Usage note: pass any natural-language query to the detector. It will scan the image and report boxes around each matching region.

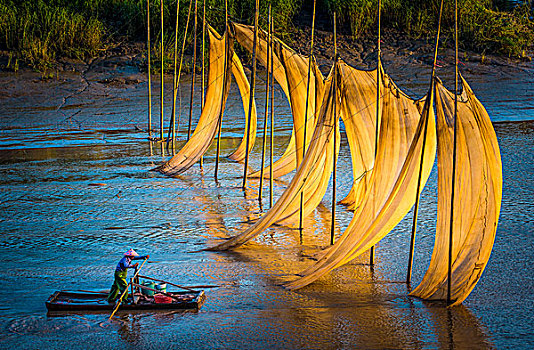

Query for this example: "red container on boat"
[154,293,173,304]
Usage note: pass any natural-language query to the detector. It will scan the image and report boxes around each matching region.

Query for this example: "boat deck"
[46,290,206,312]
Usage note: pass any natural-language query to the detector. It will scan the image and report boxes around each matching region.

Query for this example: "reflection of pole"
[147,0,152,137]
[269,19,275,208]
[330,12,337,246]
[298,0,317,234]
[214,0,228,180]
[447,0,459,306]
[407,0,444,285]
[370,0,382,266]
[242,0,259,189]
[187,0,198,140]
[259,5,272,202]
[170,0,180,150]
[160,0,164,141]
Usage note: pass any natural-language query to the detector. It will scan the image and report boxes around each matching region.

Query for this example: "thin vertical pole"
[214,0,228,180]
[370,0,382,266]
[242,0,259,189]
[170,0,180,150]
[173,0,194,138]
[269,19,275,208]
[147,0,152,137]
[259,5,272,202]
[298,0,317,233]
[160,0,164,141]
[407,0,444,285]
[200,0,206,169]
[187,0,198,140]
[130,278,134,303]
[201,0,206,110]
[447,0,459,306]
[330,12,337,246]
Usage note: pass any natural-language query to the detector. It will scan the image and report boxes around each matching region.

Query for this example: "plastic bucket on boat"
[141,281,155,296]
[155,283,167,293]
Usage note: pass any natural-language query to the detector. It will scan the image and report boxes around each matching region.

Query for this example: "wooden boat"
[46,289,206,312]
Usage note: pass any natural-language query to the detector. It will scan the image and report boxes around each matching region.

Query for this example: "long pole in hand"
[108,257,149,320]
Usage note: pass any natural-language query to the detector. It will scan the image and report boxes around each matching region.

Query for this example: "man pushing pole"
[107,249,149,305]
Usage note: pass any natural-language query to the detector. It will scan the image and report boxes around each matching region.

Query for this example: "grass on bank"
[0,0,532,71]
[0,0,301,71]
[0,1,106,70]
[326,0,534,58]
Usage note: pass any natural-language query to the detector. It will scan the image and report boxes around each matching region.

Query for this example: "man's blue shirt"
[115,255,146,272]
[115,256,133,272]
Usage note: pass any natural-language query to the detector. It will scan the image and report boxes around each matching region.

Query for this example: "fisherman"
[107,249,149,304]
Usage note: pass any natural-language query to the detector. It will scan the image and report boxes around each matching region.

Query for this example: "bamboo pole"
[447,0,459,306]
[147,0,152,137]
[298,0,317,233]
[259,5,272,202]
[200,0,206,169]
[170,0,180,150]
[330,12,337,246]
[187,0,198,141]
[214,0,228,180]
[269,18,275,208]
[370,0,382,266]
[407,0,444,285]
[173,0,194,138]
[242,0,260,189]
[108,257,149,320]
[130,278,134,303]
[134,266,140,294]
[159,0,164,141]
[201,0,206,110]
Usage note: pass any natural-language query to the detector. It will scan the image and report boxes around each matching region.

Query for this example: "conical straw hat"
[124,248,139,257]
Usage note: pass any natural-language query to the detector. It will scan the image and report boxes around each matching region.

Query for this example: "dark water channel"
[0,56,533,349]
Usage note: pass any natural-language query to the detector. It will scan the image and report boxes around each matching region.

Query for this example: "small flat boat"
[46,290,206,312]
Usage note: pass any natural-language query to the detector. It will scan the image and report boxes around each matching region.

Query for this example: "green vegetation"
[0,0,106,70]
[325,0,534,58]
[0,0,301,71]
[0,0,531,71]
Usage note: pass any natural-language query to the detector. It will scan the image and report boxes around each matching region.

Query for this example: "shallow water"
[0,57,533,349]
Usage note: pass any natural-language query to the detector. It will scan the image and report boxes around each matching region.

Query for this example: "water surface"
[0,58,533,349]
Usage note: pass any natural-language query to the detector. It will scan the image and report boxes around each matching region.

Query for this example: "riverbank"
[2,19,532,89]
[2,29,532,125]
[0,0,532,73]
